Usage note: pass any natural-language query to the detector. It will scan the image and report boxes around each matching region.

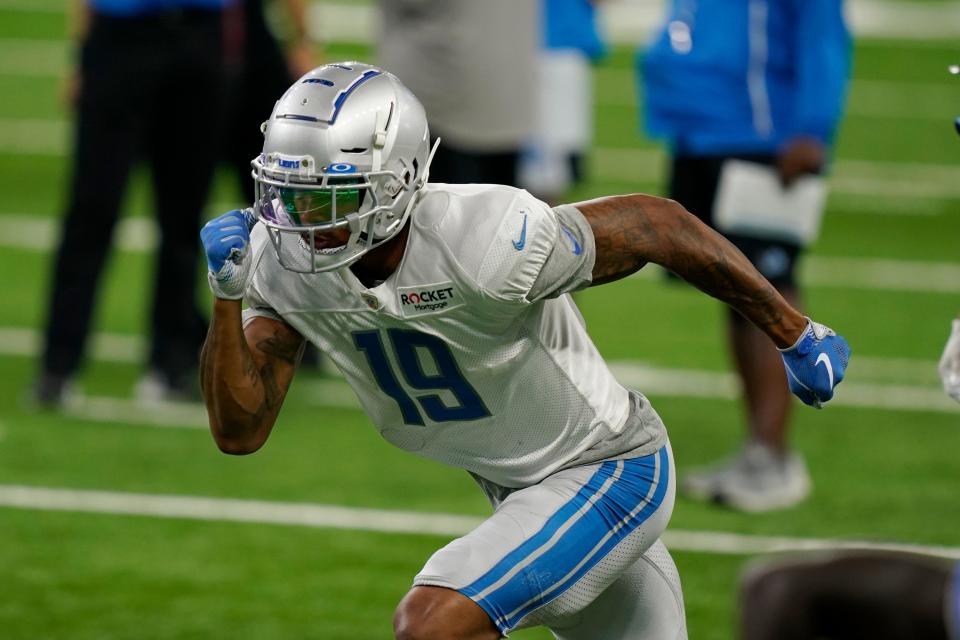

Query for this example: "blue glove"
[200,208,258,300]
[778,318,850,409]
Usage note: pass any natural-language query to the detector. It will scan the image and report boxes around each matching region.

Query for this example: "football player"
[199,63,850,639]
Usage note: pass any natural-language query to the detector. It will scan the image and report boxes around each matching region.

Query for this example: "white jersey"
[244,184,666,488]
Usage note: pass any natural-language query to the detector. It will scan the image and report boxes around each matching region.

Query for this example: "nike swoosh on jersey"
[815,352,834,389]
[512,214,528,250]
[561,225,582,256]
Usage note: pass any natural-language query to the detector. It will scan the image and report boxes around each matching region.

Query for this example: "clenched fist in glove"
[200,208,258,300]
[779,318,850,409]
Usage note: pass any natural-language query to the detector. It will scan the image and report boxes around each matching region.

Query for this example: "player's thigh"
[549,539,687,640]
[414,443,676,636]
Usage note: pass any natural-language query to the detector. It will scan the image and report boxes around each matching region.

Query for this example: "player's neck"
[349,223,410,288]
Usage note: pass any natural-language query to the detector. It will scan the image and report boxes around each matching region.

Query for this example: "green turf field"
[0,3,958,639]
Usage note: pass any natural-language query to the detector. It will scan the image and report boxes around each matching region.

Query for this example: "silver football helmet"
[252,62,435,273]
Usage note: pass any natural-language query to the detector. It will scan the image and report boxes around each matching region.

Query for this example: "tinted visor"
[276,183,365,227]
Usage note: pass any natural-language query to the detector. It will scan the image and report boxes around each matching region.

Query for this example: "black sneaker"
[31,373,75,410]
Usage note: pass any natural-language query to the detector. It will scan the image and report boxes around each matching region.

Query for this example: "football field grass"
[0,4,958,639]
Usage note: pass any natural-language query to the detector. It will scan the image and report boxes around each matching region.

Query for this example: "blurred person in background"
[34,0,231,406]
[639,0,852,511]
[376,0,537,187]
[519,0,607,205]
[220,0,319,204]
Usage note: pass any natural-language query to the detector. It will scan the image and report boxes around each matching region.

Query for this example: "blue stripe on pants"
[460,448,668,632]
[500,448,670,629]
[459,460,620,600]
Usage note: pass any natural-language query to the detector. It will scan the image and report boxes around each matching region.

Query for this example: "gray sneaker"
[680,451,748,502]
[682,443,811,512]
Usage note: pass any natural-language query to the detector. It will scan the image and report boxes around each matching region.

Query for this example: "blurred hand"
[939,318,960,403]
[287,40,321,79]
[60,68,82,111]
[777,136,825,188]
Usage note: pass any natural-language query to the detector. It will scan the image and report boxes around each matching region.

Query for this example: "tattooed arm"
[200,299,306,454]
[574,193,807,348]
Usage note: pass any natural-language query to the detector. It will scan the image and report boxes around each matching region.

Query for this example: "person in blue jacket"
[640,0,852,511]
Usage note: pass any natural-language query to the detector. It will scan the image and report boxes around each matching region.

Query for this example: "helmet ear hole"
[385,177,404,199]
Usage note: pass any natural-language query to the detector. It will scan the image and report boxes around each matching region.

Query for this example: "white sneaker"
[682,443,811,512]
[134,370,200,405]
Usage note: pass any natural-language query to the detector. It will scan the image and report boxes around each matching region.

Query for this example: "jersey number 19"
[353,329,491,425]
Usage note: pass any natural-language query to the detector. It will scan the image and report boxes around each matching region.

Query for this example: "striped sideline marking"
[1,484,958,560]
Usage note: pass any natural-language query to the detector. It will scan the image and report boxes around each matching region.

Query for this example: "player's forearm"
[200,299,275,454]
[582,194,806,348]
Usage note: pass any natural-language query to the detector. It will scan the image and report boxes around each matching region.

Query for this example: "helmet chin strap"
[419,138,441,188]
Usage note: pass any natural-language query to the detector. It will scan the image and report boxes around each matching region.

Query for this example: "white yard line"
[0,326,141,362]
[0,40,67,76]
[592,147,960,201]
[801,257,960,294]
[605,362,960,415]
[0,118,66,155]
[62,396,212,429]
[0,484,957,559]
[0,0,65,11]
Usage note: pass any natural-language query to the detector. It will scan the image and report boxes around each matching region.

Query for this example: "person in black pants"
[220,0,317,204]
[35,0,228,406]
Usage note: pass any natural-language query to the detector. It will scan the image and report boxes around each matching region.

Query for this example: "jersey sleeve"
[527,204,596,301]
[475,192,595,304]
